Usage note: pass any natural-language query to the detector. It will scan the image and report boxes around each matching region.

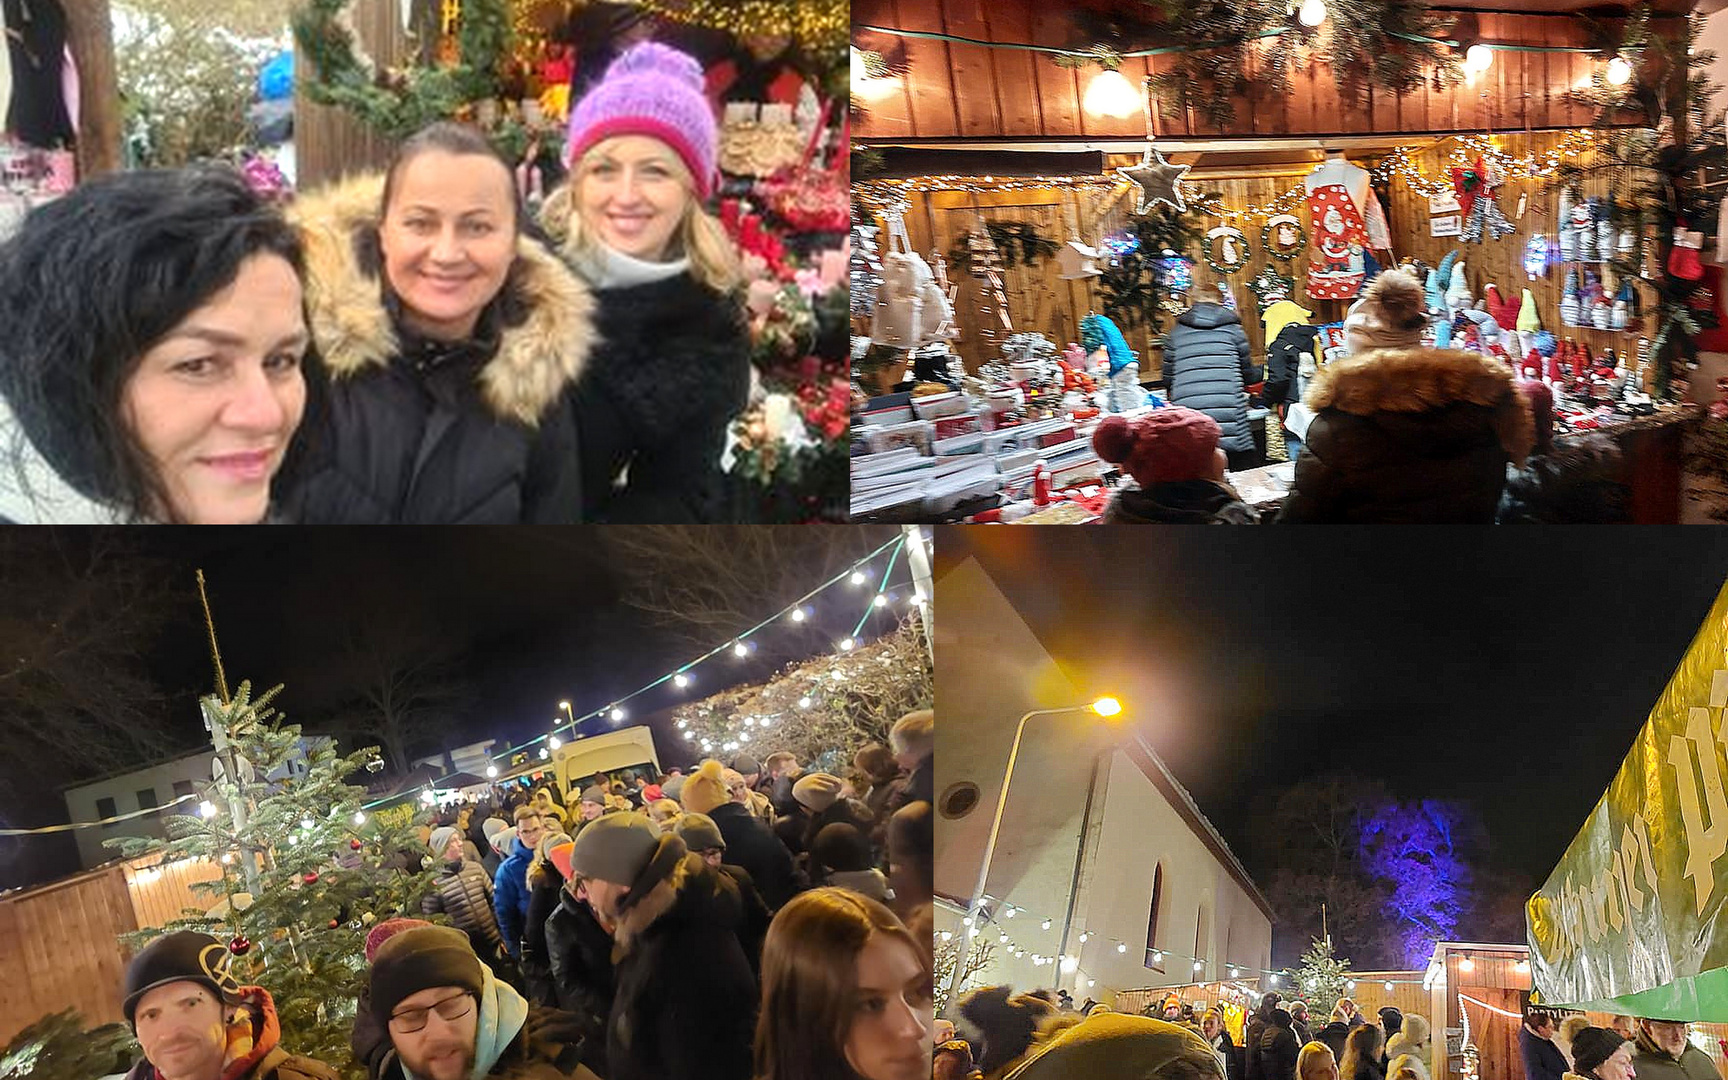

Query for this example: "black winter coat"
[1264,323,1321,408]
[1497,435,1629,523]
[280,175,595,524]
[1245,1015,1268,1080]
[543,885,615,1076]
[606,846,758,1080]
[1105,481,1260,524]
[1277,346,1535,523]
[1258,1018,1301,1080]
[1164,303,1260,453]
[1318,1022,1352,1064]
[422,858,506,960]
[717,861,773,974]
[1519,1025,1568,1080]
[707,801,800,910]
[570,273,750,522]
[522,864,566,1007]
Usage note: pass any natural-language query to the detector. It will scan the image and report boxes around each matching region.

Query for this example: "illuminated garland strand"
[1371,130,1601,197]
[854,24,1607,60]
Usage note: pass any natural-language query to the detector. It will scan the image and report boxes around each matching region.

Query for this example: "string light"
[790,607,807,623]
[199,801,217,819]
[1043,919,1053,930]
[840,637,856,651]
[1458,957,1475,972]
[674,674,690,688]
[1084,69,1142,119]
[610,707,626,722]
[734,641,749,658]
[549,736,562,750]
[1371,130,1598,199]
[873,594,888,608]
[849,571,866,585]
[539,748,550,760]
[354,811,366,825]
[1119,943,1128,953]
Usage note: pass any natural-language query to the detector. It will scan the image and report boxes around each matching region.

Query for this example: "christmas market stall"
[849,0,1725,522]
[294,0,851,519]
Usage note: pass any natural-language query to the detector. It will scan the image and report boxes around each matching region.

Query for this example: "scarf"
[570,242,690,291]
[398,962,529,1080]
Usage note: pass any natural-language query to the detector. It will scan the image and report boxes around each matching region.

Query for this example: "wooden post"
[61,0,121,177]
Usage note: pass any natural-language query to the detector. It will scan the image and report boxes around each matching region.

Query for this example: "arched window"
[1144,863,1165,970]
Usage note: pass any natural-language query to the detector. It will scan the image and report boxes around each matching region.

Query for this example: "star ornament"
[1119,147,1191,214]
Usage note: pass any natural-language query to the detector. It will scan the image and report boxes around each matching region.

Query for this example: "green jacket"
[1629,1045,1717,1080]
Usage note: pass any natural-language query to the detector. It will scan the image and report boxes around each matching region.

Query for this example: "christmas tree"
[113,681,436,1078]
[0,1009,136,1080]
[1287,936,1355,1010]
[1098,204,1204,335]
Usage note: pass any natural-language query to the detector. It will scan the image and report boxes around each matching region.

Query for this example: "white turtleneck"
[571,241,692,291]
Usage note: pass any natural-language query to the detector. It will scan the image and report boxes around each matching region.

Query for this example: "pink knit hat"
[365,918,432,963]
[564,42,719,199]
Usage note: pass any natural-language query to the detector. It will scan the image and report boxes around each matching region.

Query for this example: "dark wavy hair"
[0,165,305,520]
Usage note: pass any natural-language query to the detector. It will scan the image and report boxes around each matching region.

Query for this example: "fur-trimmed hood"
[289,173,597,426]
[1304,346,1535,461]
[609,844,742,960]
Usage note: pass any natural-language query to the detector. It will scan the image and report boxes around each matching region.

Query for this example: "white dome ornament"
[1118,146,1191,214]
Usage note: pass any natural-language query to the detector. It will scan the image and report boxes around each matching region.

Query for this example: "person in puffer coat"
[276,122,595,523]
[1277,269,1534,523]
[422,826,509,963]
[1163,301,1261,469]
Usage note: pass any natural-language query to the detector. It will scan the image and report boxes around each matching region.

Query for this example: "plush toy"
[1080,313,1136,374]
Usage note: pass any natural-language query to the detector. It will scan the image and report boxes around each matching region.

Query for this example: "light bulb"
[968,927,979,937]
[539,748,549,760]
[873,594,887,608]
[1466,44,1493,72]
[610,707,626,722]
[1119,943,1128,953]
[684,731,694,741]
[798,696,812,708]
[302,817,315,830]
[199,800,217,819]
[549,736,562,750]
[1458,957,1475,972]
[1080,932,1089,942]
[849,570,865,586]
[940,930,952,941]
[1154,950,1163,962]
[1042,919,1052,930]
[1229,966,1239,977]
[1385,981,1394,991]
[486,765,498,778]
[1298,0,1326,27]
[221,853,234,865]
[840,638,856,651]
[1088,979,1096,988]
[1347,979,1357,990]
[734,641,748,657]
[1061,956,1079,973]
[1082,68,1140,119]
[791,607,806,622]
[1000,933,1009,943]
[1194,961,1205,972]
[559,700,570,710]
[1607,56,1632,85]
[354,811,367,825]
[1092,697,1123,717]
[962,917,972,926]
[674,673,689,688]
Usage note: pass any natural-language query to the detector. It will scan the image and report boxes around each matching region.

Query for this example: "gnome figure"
[1445,259,1472,313]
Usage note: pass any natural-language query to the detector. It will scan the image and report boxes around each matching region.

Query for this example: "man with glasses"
[120,931,341,1080]
[1631,1018,1716,1080]
[494,806,543,961]
[368,923,598,1080]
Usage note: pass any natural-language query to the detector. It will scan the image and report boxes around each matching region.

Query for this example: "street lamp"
[946,698,1126,1003]
[558,700,576,737]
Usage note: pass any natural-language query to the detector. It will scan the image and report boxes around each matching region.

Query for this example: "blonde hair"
[541,137,741,293]
[1298,1042,1338,1080]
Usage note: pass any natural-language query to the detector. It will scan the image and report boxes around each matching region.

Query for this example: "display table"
[1229,403,1701,521]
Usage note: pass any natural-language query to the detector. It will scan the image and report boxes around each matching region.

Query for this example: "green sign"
[1528,579,1728,1020]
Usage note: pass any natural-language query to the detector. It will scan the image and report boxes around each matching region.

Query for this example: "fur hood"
[289,173,597,426]
[1304,346,1534,460]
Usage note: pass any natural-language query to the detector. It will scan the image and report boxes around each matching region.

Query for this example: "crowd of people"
[1092,270,1632,524]
[0,40,755,524]
[1521,1008,1719,1080]
[110,708,936,1080]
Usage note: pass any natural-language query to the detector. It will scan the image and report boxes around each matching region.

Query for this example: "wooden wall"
[854,0,1637,141]
[295,0,410,189]
[869,129,1647,384]
[0,854,227,1043]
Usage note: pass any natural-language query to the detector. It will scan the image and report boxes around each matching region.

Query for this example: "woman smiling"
[0,167,308,523]
[278,122,596,523]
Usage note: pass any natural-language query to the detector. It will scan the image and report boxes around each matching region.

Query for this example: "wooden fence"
[0,853,227,1043]
[294,0,412,189]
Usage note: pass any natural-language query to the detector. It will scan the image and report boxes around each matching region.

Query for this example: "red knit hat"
[1516,378,1553,454]
[365,917,432,963]
[1092,408,1222,486]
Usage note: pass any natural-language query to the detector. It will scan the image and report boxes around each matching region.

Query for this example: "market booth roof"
[1527,577,1728,1021]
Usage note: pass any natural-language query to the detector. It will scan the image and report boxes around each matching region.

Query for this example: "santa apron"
[1306,183,1368,301]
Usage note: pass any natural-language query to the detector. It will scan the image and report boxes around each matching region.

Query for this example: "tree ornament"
[1261,215,1306,261]
[303,871,320,884]
[1119,146,1191,214]
[1247,265,1296,311]
[1156,249,1194,295]
[350,838,363,850]
[1203,226,1250,274]
[229,934,251,956]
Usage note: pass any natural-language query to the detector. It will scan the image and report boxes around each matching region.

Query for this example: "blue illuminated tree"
[1358,799,1475,967]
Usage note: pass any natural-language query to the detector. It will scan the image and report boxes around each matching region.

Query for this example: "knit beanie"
[579,785,608,808]
[1517,378,1553,454]
[1344,270,1429,354]
[564,42,718,198]
[1571,1027,1632,1076]
[642,784,663,802]
[792,772,844,812]
[1092,408,1222,487]
[428,826,460,857]
[1003,1013,1214,1080]
[481,818,507,841]
[569,812,661,885]
[122,930,244,1025]
[489,825,517,855]
[365,918,433,963]
[675,812,726,853]
[681,760,730,815]
[662,774,687,802]
[731,754,760,777]
[368,925,483,1023]
[547,841,575,881]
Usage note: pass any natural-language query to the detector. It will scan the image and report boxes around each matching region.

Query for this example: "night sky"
[935,528,1728,895]
[0,526,908,889]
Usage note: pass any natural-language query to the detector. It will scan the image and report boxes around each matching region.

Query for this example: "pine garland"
[292,0,513,141]
[946,221,1059,271]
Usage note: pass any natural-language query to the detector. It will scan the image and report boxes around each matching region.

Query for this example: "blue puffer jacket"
[1163,302,1259,453]
[493,837,534,957]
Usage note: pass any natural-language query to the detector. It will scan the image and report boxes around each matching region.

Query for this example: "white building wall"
[934,557,1272,1005]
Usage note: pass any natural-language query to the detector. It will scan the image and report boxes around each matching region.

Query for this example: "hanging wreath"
[1204,226,1250,275]
[292,0,513,141]
[1262,214,1307,261]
